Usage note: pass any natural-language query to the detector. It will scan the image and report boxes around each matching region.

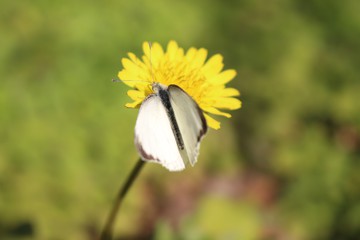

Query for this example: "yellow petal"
[204,114,221,130]
[134,83,153,96]
[208,69,237,85]
[201,106,231,118]
[121,58,146,77]
[142,42,163,66]
[119,41,241,127]
[189,48,208,68]
[167,40,180,61]
[125,100,142,108]
[212,97,242,110]
[151,42,165,66]
[219,88,240,97]
[167,40,178,51]
[176,48,184,60]
[201,54,224,78]
[185,47,197,61]
[119,69,150,88]
[128,52,142,66]
[127,89,145,100]
[206,87,240,98]
[118,70,139,87]
[142,41,152,58]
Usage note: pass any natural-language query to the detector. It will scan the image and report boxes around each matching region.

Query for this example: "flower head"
[118,41,241,129]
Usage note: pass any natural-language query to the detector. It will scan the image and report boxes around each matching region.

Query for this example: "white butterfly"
[134,83,207,171]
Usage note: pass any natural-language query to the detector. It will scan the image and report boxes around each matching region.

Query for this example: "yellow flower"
[118,40,241,130]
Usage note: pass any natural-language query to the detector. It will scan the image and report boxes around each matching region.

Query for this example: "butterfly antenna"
[148,41,155,83]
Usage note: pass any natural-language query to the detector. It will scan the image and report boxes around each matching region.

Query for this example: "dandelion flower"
[118,40,241,129]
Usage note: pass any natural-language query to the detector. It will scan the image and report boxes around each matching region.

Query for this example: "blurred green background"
[1,0,360,239]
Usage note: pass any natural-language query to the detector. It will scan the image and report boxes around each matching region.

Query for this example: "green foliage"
[1,0,359,239]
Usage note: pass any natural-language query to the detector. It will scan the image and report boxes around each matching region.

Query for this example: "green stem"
[99,158,145,240]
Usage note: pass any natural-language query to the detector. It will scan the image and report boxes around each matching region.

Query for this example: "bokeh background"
[1,0,360,239]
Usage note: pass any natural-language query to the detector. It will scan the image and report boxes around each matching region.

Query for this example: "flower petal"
[207,87,240,97]
[204,114,221,130]
[122,58,143,73]
[212,97,242,110]
[220,88,240,97]
[151,42,165,65]
[142,42,165,68]
[125,99,142,108]
[128,52,138,62]
[118,41,241,129]
[118,70,140,87]
[167,40,181,61]
[127,53,146,69]
[208,69,237,85]
[143,41,151,58]
[188,48,207,69]
[185,47,197,61]
[202,54,224,78]
[201,106,231,118]
[127,89,145,100]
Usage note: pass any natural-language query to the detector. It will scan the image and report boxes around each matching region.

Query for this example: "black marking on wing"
[158,88,185,150]
[195,104,207,141]
[168,85,207,141]
[135,133,160,162]
[134,94,160,162]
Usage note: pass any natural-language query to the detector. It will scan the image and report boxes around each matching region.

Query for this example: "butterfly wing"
[135,94,186,171]
[168,85,207,166]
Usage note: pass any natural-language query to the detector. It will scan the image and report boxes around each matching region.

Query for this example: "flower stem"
[99,158,145,240]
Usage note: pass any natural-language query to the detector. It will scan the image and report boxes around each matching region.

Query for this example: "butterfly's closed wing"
[168,85,207,166]
[135,95,186,171]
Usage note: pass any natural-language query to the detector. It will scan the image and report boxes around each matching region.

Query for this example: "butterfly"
[134,82,207,171]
